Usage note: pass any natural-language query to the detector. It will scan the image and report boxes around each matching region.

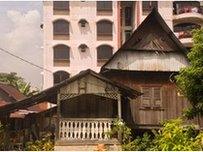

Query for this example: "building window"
[125,6,133,26]
[97,1,112,12]
[142,1,158,15]
[54,45,70,60]
[53,1,69,11]
[53,45,70,66]
[53,20,69,35]
[97,20,113,40]
[141,87,162,108]
[97,45,113,61]
[53,71,70,85]
[53,20,69,40]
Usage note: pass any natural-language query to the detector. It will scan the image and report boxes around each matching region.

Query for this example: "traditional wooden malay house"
[101,8,203,130]
[0,69,141,150]
[1,8,202,151]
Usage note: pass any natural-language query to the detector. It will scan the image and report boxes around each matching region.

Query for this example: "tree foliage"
[0,123,11,150]
[109,118,203,151]
[176,28,203,119]
[107,118,132,145]
[151,118,203,151]
[0,72,39,96]
[25,133,54,151]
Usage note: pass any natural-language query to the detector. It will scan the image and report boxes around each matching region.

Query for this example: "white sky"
[0,1,43,89]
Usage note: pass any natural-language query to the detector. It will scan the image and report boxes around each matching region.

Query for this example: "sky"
[0,1,43,89]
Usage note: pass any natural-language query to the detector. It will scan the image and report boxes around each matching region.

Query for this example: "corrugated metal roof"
[0,83,50,118]
[0,83,26,101]
[10,102,53,119]
[0,100,7,107]
[0,69,142,115]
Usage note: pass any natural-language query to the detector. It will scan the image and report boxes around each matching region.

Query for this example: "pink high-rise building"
[43,1,203,89]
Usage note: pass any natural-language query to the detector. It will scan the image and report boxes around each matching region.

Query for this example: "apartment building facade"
[43,1,203,89]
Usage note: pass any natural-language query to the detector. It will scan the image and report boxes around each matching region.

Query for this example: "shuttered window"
[141,87,151,107]
[153,87,162,107]
[53,71,70,85]
[97,1,112,12]
[53,20,69,35]
[53,1,69,11]
[142,1,158,15]
[97,45,113,60]
[141,86,162,107]
[53,45,70,60]
[97,20,113,36]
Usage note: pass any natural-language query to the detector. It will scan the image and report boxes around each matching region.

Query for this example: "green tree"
[109,118,203,151]
[25,133,54,151]
[176,28,203,119]
[0,72,39,96]
[151,118,203,151]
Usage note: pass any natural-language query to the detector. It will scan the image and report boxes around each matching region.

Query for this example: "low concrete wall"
[54,139,121,151]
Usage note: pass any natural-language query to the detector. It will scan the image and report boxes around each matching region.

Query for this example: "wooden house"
[101,9,202,130]
[0,82,55,150]
[0,69,141,150]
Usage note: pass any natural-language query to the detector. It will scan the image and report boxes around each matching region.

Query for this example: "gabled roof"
[0,69,141,115]
[101,8,188,72]
[54,69,141,97]
[0,82,50,118]
[0,82,26,101]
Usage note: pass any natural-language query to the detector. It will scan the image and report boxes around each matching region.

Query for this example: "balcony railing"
[59,118,113,140]
[174,6,203,15]
[178,30,192,39]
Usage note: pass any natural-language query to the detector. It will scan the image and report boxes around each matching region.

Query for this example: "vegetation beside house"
[110,118,203,151]
[176,28,203,119]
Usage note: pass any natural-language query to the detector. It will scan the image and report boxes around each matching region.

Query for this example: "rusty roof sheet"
[10,102,51,119]
[0,100,8,107]
[0,83,50,118]
[0,83,26,101]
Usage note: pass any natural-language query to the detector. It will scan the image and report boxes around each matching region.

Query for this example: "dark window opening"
[53,1,69,11]
[125,7,133,26]
[97,20,113,36]
[54,45,70,60]
[53,20,69,35]
[97,1,112,12]
[53,71,70,85]
[97,45,113,60]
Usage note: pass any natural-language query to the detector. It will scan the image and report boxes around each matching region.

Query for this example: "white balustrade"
[59,118,113,140]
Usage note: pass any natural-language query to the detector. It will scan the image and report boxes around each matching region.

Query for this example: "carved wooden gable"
[101,9,188,72]
[132,33,172,51]
[126,18,180,52]
[59,72,119,95]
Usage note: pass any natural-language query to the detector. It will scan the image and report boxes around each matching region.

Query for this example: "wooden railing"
[59,118,113,140]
